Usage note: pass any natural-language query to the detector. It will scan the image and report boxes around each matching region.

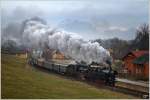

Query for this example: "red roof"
[122,50,149,60]
[132,51,149,57]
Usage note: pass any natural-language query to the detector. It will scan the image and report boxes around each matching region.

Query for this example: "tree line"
[1,24,149,59]
[94,24,149,59]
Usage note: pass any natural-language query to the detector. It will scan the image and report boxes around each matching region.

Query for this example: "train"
[28,50,118,86]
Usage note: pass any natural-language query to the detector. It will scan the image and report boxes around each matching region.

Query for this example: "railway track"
[115,85,149,99]
[115,79,149,99]
[84,80,149,99]
[84,78,149,99]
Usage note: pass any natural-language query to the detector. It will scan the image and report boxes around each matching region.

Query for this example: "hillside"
[1,54,136,99]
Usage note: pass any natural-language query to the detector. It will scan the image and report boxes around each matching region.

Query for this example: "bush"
[112,60,123,71]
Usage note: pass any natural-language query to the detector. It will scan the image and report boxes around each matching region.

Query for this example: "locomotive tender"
[28,50,117,86]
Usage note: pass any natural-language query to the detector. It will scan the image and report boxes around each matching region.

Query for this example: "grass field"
[1,54,136,99]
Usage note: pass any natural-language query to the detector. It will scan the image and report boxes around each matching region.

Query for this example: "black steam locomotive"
[28,51,118,87]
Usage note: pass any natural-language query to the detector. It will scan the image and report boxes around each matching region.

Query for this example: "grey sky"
[1,0,149,40]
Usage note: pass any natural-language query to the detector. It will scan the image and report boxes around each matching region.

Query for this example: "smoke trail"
[23,19,112,64]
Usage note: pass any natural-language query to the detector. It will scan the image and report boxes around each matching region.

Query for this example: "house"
[42,49,66,60]
[122,50,149,78]
[133,53,149,78]
[52,50,65,60]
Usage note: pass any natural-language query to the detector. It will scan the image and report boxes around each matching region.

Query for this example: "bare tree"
[134,24,149,50]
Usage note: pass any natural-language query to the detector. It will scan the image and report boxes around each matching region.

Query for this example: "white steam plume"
[23,19,112,64]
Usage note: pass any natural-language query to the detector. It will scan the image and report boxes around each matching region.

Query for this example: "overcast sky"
[1,0,149,40]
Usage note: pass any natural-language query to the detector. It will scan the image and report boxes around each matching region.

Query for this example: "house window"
[136,65,143,74]
[128,70,131,74]
[136,68,139,74]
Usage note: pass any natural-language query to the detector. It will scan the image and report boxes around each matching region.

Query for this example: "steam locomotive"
[28,50,118,87]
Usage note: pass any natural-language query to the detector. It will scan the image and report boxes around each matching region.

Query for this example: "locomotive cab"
[85,60,118,86]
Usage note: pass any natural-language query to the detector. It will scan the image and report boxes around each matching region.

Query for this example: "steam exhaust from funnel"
[22,19,112,64]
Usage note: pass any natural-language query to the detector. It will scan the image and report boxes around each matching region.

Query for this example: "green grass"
[1,54,136,99]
